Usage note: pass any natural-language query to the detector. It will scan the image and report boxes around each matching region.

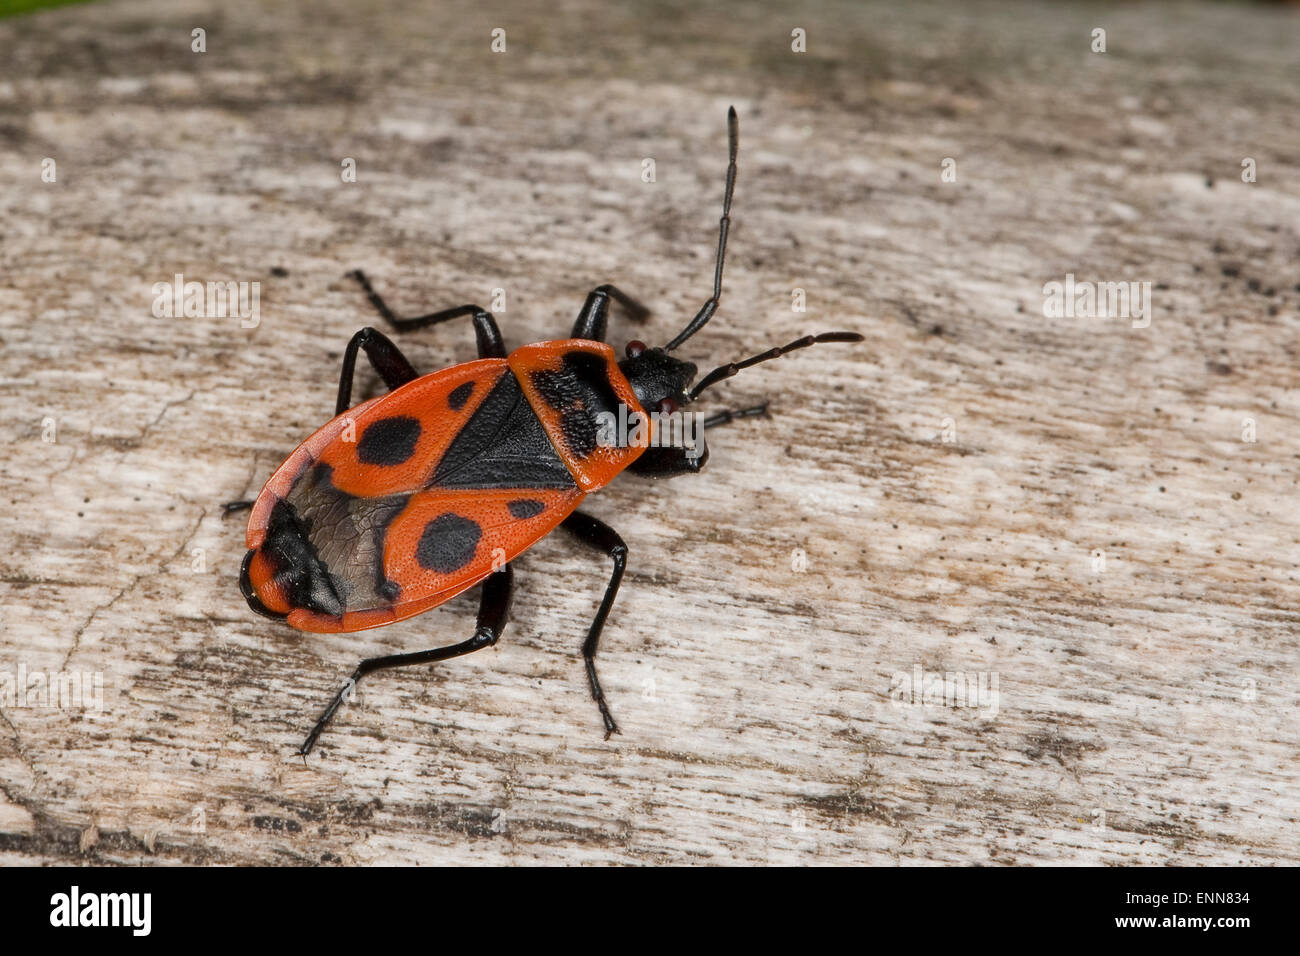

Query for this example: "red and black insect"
[229,108,862,755]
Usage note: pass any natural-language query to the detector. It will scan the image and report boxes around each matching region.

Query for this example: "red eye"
[657,397,677,415]
[625,340,647,358]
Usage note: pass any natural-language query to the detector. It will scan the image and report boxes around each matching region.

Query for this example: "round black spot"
[507,498,545,520]
[448,381,475,411]
[415,513,481,573]
[357,416,421,466]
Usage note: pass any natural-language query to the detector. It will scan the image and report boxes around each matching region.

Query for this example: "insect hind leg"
[335,326,420,414]
[297,564,514,756]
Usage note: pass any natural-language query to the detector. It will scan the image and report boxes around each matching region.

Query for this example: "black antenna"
[687,332,863,401]
[664,106,739,352]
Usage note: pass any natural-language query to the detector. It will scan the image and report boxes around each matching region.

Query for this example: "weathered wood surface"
[0,0,1297,865]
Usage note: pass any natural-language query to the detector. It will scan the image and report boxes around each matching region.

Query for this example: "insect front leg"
[559,511,628,739]
[346,269,506,358]
[570,284,651,341]
[627,405,766,477]
[627,445,708,477]
[297,564,514,756]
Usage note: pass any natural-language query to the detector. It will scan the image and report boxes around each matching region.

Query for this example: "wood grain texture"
[0,0,1297,865]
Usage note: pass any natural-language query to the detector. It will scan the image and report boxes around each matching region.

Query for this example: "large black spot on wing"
[529,352,622,459]
[447,381,474,411]
[415,513,482,573]
[358,416,421,466]
[507,498,545,519]
[431,372,576,489]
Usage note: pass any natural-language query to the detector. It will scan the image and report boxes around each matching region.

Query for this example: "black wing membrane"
[431,371,577,490]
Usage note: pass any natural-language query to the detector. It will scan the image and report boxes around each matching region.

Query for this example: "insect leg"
[335,326,420,415]
[346,269,506,358]
[571,284,651,341]
[559,511,627,739]
[627,445,708,477]
[298,564,514,756]
[627,404,765,477]
[222,500,254,517]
